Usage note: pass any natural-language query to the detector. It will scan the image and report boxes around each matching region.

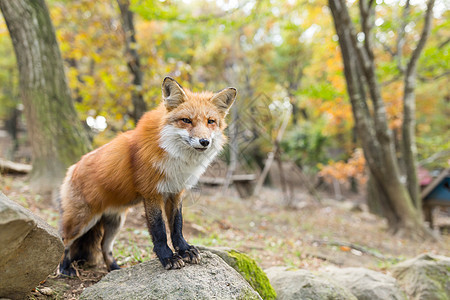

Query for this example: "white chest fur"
[156,125,223,194]
[155,153,215,193]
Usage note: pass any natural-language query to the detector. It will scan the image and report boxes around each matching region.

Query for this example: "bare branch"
[379,40,396,57]
[381,75,402,86]
[438,37,450,49]
[332,0,372,75]
[405,0,435,78]
[396,0,411,73]
[359,0,375,60]
[418,70,450,82]
[419,150,450,166]
[401,0,435,208]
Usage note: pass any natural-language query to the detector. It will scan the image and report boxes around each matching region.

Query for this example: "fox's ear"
[210,87,237,115]
[162,77,186,110]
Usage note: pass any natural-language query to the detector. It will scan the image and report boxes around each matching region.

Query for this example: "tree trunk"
[367,171,400,229]
[4,107,19,158]
[117,0,147,124]
[401,0,435,211]
[328,0,434,239]
[402,80,421,210]
[0,0,91,192]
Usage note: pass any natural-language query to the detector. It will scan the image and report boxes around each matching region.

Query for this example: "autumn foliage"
[318,148,367,187]
[0,0,448,185]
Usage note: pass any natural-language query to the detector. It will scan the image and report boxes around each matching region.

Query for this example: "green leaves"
[130,0,181,22]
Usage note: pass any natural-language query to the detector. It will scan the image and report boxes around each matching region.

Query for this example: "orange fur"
[59,78,236,261]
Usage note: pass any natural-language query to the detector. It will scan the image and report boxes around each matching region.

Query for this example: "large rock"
[80,250,262,300]
[0,192,64,299]
[323,266,406,300]
[198,246,276,300]
[265,266,357,300]
[391,253,450,300]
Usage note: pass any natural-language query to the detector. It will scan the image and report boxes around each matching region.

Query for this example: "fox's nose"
[199,138,210,147]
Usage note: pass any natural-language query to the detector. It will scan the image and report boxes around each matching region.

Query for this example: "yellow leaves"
[416,84,440,116]
[115,113,124,121]
[417,123,431,134]
[48,0,145,131]
[71,48,84,61]
[77,32,89,42]
[58,38,71,54]
[319,148,367,186]
[82,75,95,87]
[129,42,139,51]
[91,52,102,63]
[0,18,8,37]
[136,21,162,47]
[328,74,345,91]
[66,67,80,90]
[382,81,403,130]
[186,47,196,57]
[311,97,353,136]
[325,57,337,70]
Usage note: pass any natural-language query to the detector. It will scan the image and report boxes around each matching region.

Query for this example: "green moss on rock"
[198,246,276,300]
[227,250,277,300]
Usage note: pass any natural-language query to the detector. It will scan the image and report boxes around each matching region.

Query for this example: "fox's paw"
[59,265,77,277]
[178,245,201,264]
[108,261,121,271]
[162,254,185,270]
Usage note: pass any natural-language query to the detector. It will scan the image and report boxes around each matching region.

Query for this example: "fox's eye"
[208,119,215,124]
[181,118,192,124]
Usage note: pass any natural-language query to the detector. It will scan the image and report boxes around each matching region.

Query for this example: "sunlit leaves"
[318,148,367,186]
[1,0,446,172]
[382,81,403,130]
[0,18,18,118]
[51,0,145,135]
[130,0,181,22]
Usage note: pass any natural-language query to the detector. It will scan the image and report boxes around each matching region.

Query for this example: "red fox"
[59,77,236,275]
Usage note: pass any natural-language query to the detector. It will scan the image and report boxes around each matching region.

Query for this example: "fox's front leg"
[143,196,184,270]
[165,194,201,264]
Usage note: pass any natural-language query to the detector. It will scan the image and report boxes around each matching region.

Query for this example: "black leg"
[60,248,76,276]
[144,199,184,270]
[167,201,201,264]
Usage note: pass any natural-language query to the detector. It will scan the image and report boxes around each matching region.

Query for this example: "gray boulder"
[198,246,276,300]
[0,192,64,299]
[323,266,406,300]
[265,266,357,300]
[80,250,262,300]
[391,253,450,300]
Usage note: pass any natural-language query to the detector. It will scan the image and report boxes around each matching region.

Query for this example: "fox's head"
[160,77,236,158]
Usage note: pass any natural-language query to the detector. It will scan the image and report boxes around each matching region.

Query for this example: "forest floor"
[2,174,449,299]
